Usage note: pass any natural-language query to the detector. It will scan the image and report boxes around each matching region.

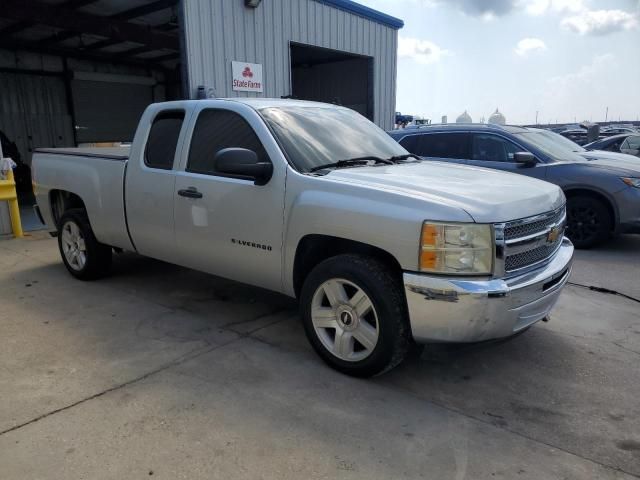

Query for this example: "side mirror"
[214,148,273,186]
[513,152,537,167]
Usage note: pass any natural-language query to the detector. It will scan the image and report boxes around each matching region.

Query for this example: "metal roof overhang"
[314,0,404,29]
[0,0,181,71]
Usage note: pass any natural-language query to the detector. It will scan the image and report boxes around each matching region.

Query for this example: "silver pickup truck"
[33,99,574,376]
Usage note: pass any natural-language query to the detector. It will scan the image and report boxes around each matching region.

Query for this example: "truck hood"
[326,162,564,223]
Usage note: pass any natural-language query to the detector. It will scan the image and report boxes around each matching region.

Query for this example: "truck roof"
[154,98,346,111]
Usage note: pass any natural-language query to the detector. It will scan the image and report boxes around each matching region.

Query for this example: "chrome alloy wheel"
[310,278,379,362]
[61,220,87,271]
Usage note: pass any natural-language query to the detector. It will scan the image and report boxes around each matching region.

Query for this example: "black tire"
[300,254,412,377]
[566,196,612,248]
[57,208,112,280]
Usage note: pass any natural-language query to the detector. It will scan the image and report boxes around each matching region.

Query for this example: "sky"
[357,0,640,125]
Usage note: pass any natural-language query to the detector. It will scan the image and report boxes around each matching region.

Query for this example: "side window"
[187,109,268,176]
[472,134,521,162]
[399,135,420,153]
[145,110,185,170]
[405,133,470,159]
[604,139,621,151]
[620,138,630,150]
[624,136,640,150]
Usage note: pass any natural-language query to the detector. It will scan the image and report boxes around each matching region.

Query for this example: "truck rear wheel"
[57,208,112,280]
[300,254,411,377]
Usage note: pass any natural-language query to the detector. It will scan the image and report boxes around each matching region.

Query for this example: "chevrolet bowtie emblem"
[547,226,561,244]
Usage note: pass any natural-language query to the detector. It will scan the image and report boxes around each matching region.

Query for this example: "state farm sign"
[231,61,263,93]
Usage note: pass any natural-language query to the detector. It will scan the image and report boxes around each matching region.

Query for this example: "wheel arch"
[49,190,87,226]
[292,234,403,299]
[563,187,618,231]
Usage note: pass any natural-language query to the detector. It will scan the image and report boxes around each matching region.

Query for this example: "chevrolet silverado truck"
[33,99,574,377]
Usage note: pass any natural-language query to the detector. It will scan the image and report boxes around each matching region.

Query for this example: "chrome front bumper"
[404,238,574,343]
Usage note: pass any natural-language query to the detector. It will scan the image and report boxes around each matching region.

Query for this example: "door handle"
[177,187,203,199]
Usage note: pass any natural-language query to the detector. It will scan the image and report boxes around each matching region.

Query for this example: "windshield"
[532,129,586,153]
[513,130,587,162]
[259,106,408,173]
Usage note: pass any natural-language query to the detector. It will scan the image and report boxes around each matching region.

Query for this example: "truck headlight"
[621,177,640,188]
[420,222,494,275]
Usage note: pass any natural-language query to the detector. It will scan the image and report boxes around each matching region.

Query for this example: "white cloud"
[514,37,547,56]
[523,0,550,16]
[548,53,614,89]
[543,54,617,122]
[409,0,517,18]
[398,37,450,64]
[551,0,585,13]
[520,0,584,15]
[561,9,639,35]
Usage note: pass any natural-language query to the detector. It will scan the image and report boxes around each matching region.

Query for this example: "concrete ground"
[0,232,638,479]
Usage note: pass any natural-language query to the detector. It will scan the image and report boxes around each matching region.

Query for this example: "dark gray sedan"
[585,133,640,157]
[388,124,640,248]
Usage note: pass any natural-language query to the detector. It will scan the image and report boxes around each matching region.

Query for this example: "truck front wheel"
[300,254,411,377]
[57,208,112,280]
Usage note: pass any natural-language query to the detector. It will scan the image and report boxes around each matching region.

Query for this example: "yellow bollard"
[0,169,23,238]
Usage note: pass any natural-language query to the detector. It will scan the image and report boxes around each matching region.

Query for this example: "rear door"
[399,132,470,165]
[466,133,547,180]
[125,109,187,263]
[172,103,286,292]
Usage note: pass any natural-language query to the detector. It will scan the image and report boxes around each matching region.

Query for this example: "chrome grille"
[504,207,565,241]
[505,237,563,271]
[498,206,566,275]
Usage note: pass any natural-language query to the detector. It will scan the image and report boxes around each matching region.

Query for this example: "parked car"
[584,134,640,157]
[600,126,639,135]
[531,129,640,163]
[388,124,640,248]
[559,129,590,145]
[33,99,574,377]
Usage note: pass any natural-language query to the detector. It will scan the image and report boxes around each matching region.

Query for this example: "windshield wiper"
[309,156,394,173]
[388,153,422,162]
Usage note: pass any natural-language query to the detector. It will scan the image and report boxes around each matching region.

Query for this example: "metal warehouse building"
[0,0,403,197]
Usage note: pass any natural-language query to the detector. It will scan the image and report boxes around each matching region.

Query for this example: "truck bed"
[35,146,130,160]
[32,147,134,251]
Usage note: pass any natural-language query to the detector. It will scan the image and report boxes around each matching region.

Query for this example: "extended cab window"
[472,134,520,162]
[400,133,470,159]
[187,109,268,176]
[145,110,185,170]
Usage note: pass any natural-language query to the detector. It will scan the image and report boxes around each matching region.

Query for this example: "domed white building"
[456,110,472,123]
[488,108,506,125]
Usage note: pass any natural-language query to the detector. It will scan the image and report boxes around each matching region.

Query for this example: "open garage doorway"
[290,43,373,121]
[0,0,183,223]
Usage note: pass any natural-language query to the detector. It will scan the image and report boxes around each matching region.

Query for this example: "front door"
[173,105,286,292]
[125,109,186,263]
[466,133,547,181]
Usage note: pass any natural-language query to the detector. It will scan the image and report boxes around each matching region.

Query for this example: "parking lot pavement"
[1,233,639,479]
[570,234,640,300]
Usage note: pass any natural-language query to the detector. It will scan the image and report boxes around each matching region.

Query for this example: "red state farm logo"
[242,66,253,78]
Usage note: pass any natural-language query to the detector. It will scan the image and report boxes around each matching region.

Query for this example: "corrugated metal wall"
[182,0,398,129]
[0,72,74,166]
